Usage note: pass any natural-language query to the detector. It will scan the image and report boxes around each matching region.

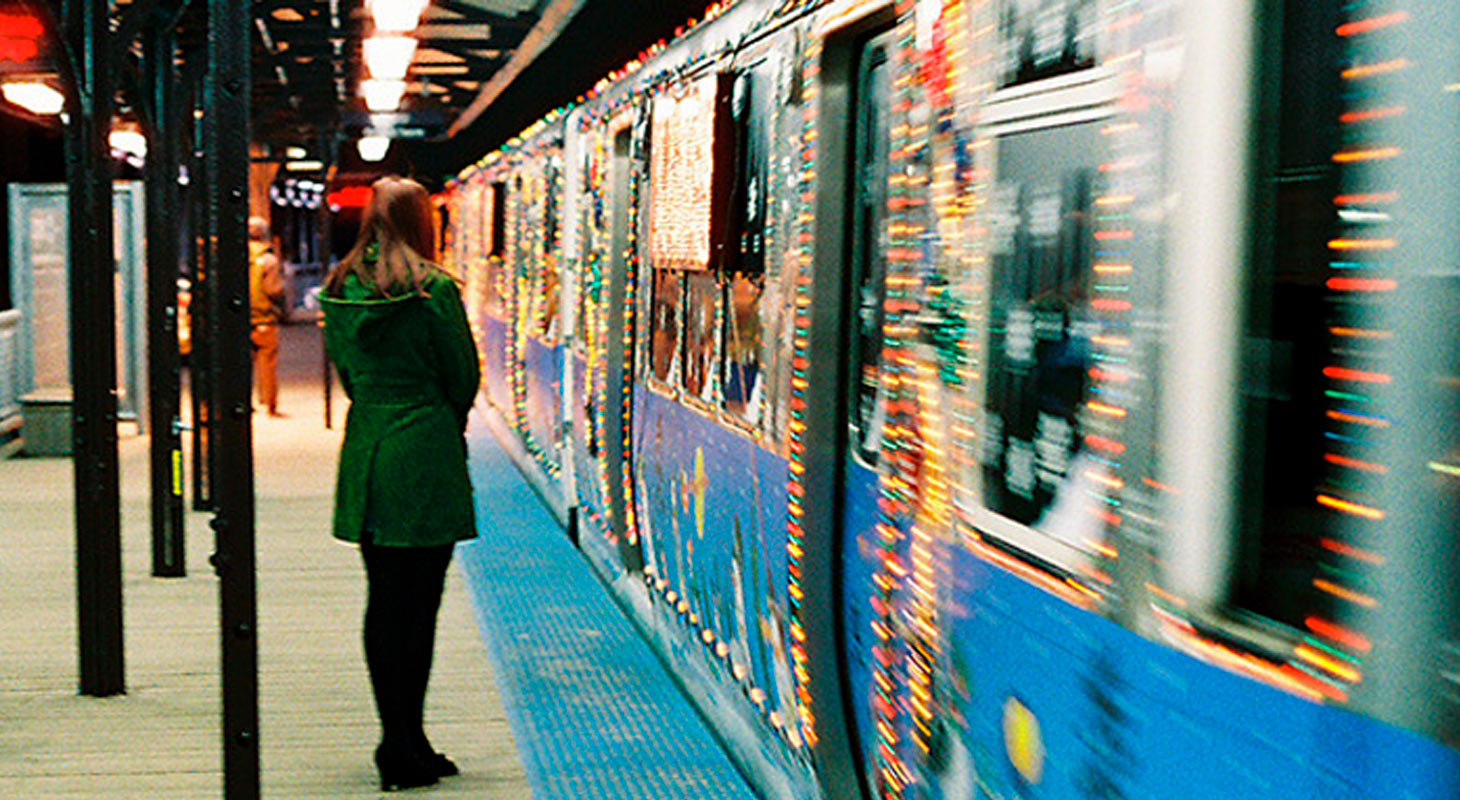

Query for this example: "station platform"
[0,323,757,799]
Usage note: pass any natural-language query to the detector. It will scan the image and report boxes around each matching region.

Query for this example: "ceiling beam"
[431,0,536,36]
[415,39,507,75]
[448,0,586,137]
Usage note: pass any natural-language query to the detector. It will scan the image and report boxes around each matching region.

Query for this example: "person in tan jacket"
[249,216,287,416]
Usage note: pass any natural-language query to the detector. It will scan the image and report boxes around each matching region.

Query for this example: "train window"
[847,39,893,467]
[484,257,504,318]
[973,120,1103,565]
[995,0,1098,90]
[712,63,773,426]
[481,182,505,318]
[730,67,770,275]
[540,267,560,340]
[683,271,719,402]
[650,268,682,385]
[540,160,561,341]
[488,181,506,257]
[1228,0,1345,632]
[544,157,559,254]
[573,253,588,356]
[724,272,765,424]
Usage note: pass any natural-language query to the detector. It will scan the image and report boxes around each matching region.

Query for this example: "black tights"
[361,540,454,756]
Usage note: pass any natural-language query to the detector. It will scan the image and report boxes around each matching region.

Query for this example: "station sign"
[341,110,443,140]
[0,7,49,75]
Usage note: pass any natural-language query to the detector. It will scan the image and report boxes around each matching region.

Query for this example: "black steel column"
[320,138,335,430]
[205,0,259,795]
[190,33,215,512]
[142,9,187,578]
[60,0,125,698]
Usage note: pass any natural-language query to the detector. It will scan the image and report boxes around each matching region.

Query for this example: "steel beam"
[205,0,259,795]
[58,0,125,697]
[142,10,187,577]
[190,34,216,512]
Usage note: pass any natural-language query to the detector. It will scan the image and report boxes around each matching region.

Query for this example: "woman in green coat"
[321,176,479,792]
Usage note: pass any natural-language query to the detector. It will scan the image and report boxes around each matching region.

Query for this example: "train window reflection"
[724,272,764,423]
[975,121,1103,562]
[683,271,718,401]
[995,0,1098,90]
[651,268,682,385]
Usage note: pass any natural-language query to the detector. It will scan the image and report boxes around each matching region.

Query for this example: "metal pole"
[59,0,125,698]
[321,137,336,430]
[142,9,186,578]
[321,317,331,429]
[205,0,259,795]
[190,36,215,512]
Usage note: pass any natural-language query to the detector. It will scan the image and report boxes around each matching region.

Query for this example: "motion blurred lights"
[369,0,427,33]
[358,135,391,162]
[364,35,417,80]
[1,81,62,114]
[285,146,308,159]
[361,78,406,112]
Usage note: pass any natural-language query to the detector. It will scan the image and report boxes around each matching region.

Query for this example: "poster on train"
[995,0,1099,89]
[977,120,1105,558]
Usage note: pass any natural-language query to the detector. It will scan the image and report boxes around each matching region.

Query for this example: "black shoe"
[423,750,458,778]
[375,744,439,792]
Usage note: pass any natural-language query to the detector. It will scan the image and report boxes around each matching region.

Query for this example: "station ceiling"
[242,0,714,177]
[246,0,560,149]
[8,1,718,181]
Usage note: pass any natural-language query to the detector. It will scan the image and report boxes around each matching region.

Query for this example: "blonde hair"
[326,176,437,297]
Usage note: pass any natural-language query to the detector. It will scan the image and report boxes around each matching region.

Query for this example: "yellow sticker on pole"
[172,449,183,497]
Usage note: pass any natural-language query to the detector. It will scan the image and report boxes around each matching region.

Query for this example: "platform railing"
[0,309,22,429]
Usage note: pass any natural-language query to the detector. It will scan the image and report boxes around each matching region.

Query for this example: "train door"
[605,126,643,571]
[837,26,896,796]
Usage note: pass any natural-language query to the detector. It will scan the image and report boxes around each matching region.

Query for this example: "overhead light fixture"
[2,81,63,115]
[369,112,409,130]
[286,159,325,172]
[109,129,148,160]
[364,35,417,80]
[358,136,391,162]
[360,78,406,112]
[285,146,308,159]
[369,0,428,33]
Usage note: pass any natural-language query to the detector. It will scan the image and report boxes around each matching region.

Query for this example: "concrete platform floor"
[0,323,529,798]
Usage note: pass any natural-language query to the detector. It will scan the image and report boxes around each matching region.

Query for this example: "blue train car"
[447,0,1460,798]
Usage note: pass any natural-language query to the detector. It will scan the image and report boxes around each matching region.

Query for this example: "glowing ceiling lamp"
[364,35,417,80]
[358,135,391,162]
[109,129,147,160]
[361,78,406,112]
[1,81,62,115]
[369,0,428,33]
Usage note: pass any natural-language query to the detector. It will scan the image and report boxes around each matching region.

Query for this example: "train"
[439,0,1460,797]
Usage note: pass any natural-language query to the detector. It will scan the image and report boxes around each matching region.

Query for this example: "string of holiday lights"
[650,77,723,271]
[1296,0,1408,698]
[584,127,615,541]
[783,20,822,758]
[566,6,823,757]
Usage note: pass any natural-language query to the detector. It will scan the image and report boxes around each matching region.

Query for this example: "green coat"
[321,268,480,547]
